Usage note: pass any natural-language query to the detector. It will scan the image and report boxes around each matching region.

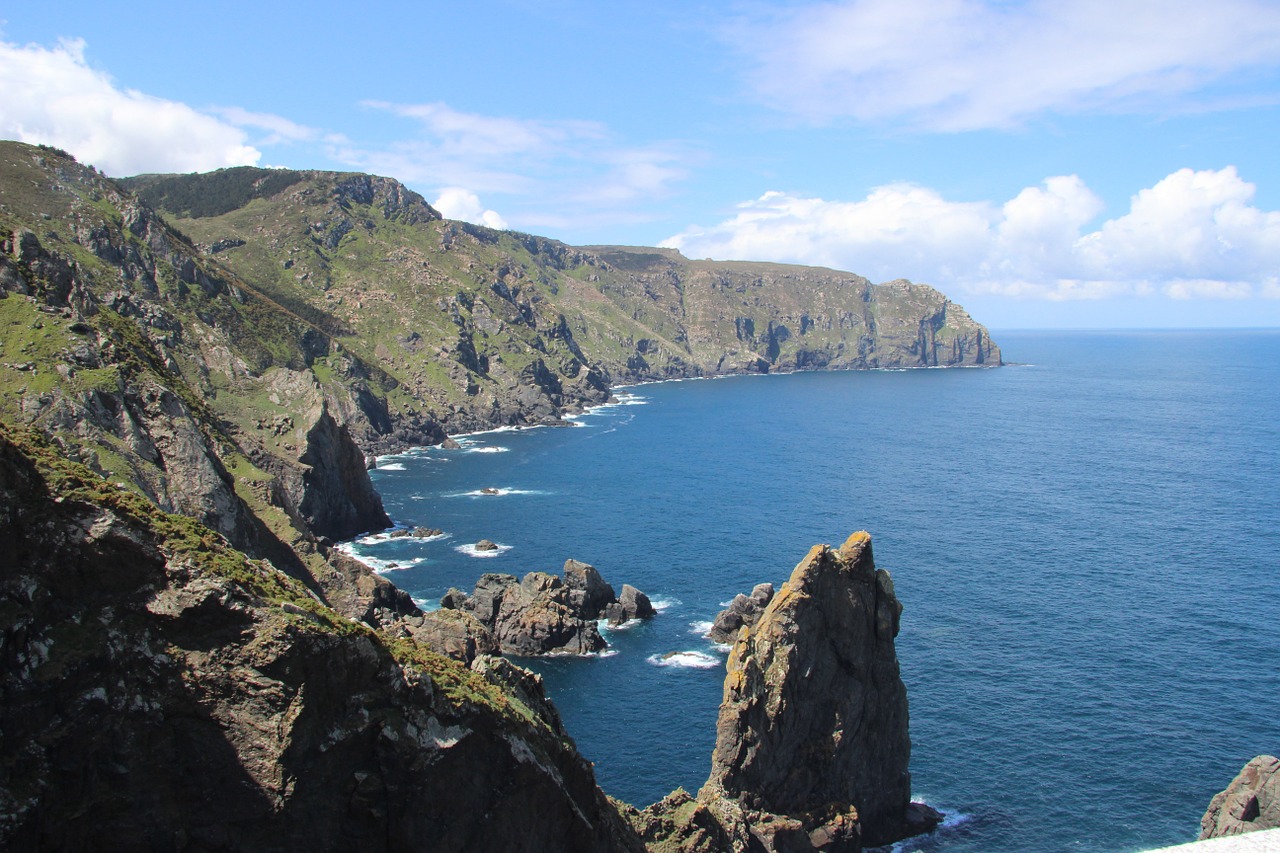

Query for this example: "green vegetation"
[384,636,552,736]
[1,422,363,637]
[121,167,304,219]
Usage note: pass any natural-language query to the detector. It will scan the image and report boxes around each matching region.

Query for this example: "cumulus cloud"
[0,38,260,174]
[725,0,1280,128]
[432,187,509,230]
[662,168,1280,303]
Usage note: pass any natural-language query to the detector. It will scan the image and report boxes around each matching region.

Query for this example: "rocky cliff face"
[631,532,938,853]
[1200,755,1280,840]
[118,160,1000,447]
[0,425,641,852]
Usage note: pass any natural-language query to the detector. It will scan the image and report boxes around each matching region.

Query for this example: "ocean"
[343,329,1280,852]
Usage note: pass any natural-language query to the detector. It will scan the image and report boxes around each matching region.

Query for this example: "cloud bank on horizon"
[2,0,1279,327]
[662,168,1280,303]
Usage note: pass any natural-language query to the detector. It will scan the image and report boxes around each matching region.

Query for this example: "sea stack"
[631,532,937,852]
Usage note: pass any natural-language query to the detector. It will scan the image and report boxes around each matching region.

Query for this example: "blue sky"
[3,0,1280,329]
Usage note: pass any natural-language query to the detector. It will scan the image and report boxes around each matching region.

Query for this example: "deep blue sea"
[344,330,1280,852]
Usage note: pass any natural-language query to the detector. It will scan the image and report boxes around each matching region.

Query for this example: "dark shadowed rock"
[1201,755,1280,839]
[707,583,774,645]
[606,584,656,626]
[0,427,643,852]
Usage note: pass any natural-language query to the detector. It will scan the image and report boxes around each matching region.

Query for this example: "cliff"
[630,532,938,853]
[119,161,999,444]
[0,424,641,851]
[0,141,954,851]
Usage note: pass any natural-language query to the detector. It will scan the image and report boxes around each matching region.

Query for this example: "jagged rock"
[470,654,568,738]
[475,539,499,551]
[295,405,391,541]
[635,532,937,852]
[606,584,656,626]
[411,526,442,538]
[0,427,644,852]
[408,608,499,665]
[707,583,774,645]
[442,561,653,655]
[565,558,618,617]
[1201,755,1280,839]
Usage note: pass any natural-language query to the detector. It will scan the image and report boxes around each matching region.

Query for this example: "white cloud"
[726,0,1280,128]
[213,106,320,146]
[662,168,1280,303]
[0,38,260,174]
[432,187,509,230]
[333,100,694,232]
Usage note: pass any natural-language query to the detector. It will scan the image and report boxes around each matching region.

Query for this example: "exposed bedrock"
[441,559,655,656]
[1201,755,1280,839]
[633,531,939,852]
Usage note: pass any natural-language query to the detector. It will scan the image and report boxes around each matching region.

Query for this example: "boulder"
[441,571,605,656]
[1201,755,1280,839]
[606,584,656,626]
[441,561,654,654]
[475,539,499,551]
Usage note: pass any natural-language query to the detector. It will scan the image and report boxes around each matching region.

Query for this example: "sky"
[3,1,1280,329]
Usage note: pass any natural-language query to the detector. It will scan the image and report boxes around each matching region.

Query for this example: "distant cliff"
[120,160,999,443]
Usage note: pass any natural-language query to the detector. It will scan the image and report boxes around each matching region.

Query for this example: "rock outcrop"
[707,583,774,645]
[633,532,937,852]
[443,560,655,656]
[0,426,643,852]
[1201,755,1280,839]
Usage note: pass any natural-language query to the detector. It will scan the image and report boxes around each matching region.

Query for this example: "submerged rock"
[1201,755,1280,839]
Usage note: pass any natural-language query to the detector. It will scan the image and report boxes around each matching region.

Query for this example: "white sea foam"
[375,462,407,471]
[887,803,970,851]
[689,620,714,636]
[412,596,441,613]
[466,446,509,454]
[648,597,679,612]
[647,650,721,670]
[451,487,543,498]
[373,557,427,574]
[600,618,640,633]
[454,542,513,558]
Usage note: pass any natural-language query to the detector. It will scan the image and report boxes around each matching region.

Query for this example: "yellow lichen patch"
[838,531,871,562]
